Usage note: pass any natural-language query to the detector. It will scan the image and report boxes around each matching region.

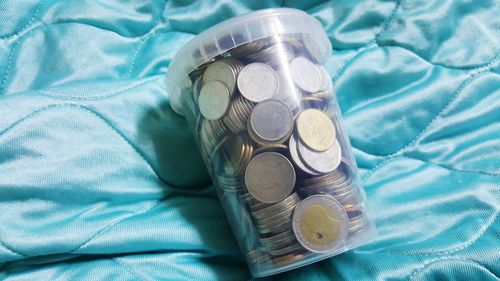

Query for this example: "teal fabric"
[0,1,499,280]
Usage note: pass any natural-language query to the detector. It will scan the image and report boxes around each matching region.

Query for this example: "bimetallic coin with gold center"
[292,194,348,253]
[296,109,336,151]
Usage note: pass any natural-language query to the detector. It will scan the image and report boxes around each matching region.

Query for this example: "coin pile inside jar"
[186,35,370,266]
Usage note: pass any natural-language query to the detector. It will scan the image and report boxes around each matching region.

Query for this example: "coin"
[298,139,342,174]
[292,194,348,253]
[288,133,321,176]
[252,193,299,220]
[248,99,293,144]
[296,108,336,151]
[272,253,305,265]
[229,38,266,58]
[213,134,252,177]
[290,56,324,93]
[301,33,322,63]
[268,243,303,257]
[244,152,295,203]
[275,69,301,113]
[198,80,230,120]
[253,143,288,156]
[246,37,297,67]
[223,96,254,134]
[192,76,202,105]
[203,58,242,95]
[237,63,278,102]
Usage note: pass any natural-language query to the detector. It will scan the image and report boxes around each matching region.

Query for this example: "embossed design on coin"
[248,99,293,144]
[237,63,278,102]
[290,56,323,93]
[244,152,295,203]
[296,108,336,151]
[298,139,341,174]
[292,195,348,253]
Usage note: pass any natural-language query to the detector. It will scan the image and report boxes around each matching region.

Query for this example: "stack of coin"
[242,192,306,258]
[298,164,361,206]
[183,34,371,269]
[223,96,254,134]
[246,37,298,67]
[212,134,253,178]
[199,119,229,158]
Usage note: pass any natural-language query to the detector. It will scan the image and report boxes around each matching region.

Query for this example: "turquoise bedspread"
[0,1,499,280]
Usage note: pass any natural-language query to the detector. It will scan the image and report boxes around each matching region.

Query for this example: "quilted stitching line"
[0,103,177,257]
[37,75,162,100]
[111,258,153,281]
[361,153,500,183]
[0,31,27,96]
[70,199,165,253]
[0,104,172,187]
[408,257,499,280]
[362,52,500,160]
[127,0,169,78]
[385,211,499,257]
[331,0,401,81]
[0,1,169,96]
[0,0,44,40]
[388,52,500,156]
[360,155,499,258]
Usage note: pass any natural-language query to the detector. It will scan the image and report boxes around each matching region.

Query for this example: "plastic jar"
[166,8,375,277]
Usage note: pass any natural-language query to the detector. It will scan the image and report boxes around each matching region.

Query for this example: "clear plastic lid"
[166,8,332,115]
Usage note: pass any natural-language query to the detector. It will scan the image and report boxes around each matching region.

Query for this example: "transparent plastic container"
[166,8,375,277]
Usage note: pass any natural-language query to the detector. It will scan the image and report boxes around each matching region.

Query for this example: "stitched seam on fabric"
[36,76,162,100]
[387,211,499,257]
[364,52,500,159]
[127,0,169,78]
[0,104,171,187]
[378,42,500,70]
[71,199,165,253]
[331,0,401,81]
[361,154,500,183]
[110,258,153,281]
[0,103,175,257]
[0,0,169,96]
[0,0,44,40]
[360,155,500,257]
[408,257,499,280]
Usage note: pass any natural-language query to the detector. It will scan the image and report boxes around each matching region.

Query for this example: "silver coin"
[257,202,296,228]
[268,243,302,257]
[290,56,324,93]
[252,193,299,219]
[292,194,349,253]
[237,63,278,102]
[192,76,202,105]
[318,65,332,92]
[198,81,230,120]
[249,99,293,143]
[302,33,322,63]
[275,69,301,112]
[244,152,296,203]
[203,58,241,94]
[289,133,321,176]
[260,229,295,246]
[298,139,342,174]
[229,38,266,58]
[259,218,292,235]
